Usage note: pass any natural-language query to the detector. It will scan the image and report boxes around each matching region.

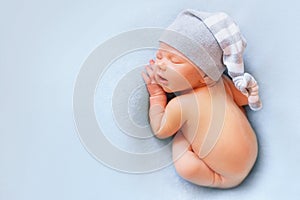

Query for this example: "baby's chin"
[160,84,174,93]
[160,84,184,93]
[161,84,198,94]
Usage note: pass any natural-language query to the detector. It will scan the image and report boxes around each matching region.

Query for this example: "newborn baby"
[142,9,262,188]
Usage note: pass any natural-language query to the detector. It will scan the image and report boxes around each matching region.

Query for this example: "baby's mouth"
[156,74,168,85]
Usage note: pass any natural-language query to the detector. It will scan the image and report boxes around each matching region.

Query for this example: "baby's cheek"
[174,70,193,83]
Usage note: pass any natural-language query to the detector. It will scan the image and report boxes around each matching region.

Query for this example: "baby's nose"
[158,64,167,71]
[156,60,167,71]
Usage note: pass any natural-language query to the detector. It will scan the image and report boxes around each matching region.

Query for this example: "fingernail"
[150,59,155,64]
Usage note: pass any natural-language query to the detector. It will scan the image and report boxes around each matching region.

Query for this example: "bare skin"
[142,43,258,189]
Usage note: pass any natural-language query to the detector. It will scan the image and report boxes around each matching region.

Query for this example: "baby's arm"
[142,61,184,139]
[149,96,183,139]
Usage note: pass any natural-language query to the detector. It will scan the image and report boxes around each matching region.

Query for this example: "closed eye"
[170,56,183,64]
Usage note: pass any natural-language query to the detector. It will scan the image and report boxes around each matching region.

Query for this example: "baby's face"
[154,43,205,93]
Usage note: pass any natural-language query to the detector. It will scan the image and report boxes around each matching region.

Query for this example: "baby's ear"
[196,68,209,81]
[203,75,217,87]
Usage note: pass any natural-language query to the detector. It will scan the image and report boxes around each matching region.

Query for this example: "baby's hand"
[142,59,157,85]
[142,59,165,97]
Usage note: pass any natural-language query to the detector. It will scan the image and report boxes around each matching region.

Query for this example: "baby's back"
[179,77,258,180]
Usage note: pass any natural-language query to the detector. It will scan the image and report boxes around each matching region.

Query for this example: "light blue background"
[1,0,300,199]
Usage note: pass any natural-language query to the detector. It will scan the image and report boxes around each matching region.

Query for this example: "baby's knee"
[173,158,244,188]
[173,158,213,185]
[212,175,245,189]
[174,160,195,180]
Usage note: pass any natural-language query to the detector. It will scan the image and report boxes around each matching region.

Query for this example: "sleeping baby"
[142,9,262,188]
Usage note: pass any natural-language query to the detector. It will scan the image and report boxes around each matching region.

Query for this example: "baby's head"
[154,42,209,93]
[157,9,247,83]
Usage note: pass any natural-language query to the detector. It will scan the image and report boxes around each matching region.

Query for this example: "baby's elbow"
[153,128,173,139]
[154,132,169,139]
[151,121,177,139]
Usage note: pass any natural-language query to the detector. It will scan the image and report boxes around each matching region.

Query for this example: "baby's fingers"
[149,59,155,65]
[145,65,154,78]
[141,72,151,84]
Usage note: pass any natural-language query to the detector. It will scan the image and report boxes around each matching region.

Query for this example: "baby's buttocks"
[180,80,258,178]
[202,101,258,177]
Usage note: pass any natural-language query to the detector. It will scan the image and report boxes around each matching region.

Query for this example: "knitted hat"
[159,9,247,81]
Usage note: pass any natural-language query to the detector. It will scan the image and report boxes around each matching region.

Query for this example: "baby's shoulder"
[180,88,211,102]
[174,90,210,107]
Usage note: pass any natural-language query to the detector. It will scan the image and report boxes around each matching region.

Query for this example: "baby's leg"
[172,132,240,188]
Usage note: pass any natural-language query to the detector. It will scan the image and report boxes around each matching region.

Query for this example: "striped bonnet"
[159,9,247,81]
